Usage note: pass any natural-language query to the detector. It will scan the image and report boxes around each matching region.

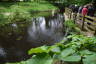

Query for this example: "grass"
[0,2,58,13]
[0,2,58,26]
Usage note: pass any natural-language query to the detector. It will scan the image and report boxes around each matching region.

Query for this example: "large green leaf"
[60,48,75,58]
[83,54,96,64]
[50,46,61,53]
[63,55,81,62]
[27,54,53,64]
[28,45,61,55]
[6,54,53,64]
[28,46,49,55]
[80,50,94,56]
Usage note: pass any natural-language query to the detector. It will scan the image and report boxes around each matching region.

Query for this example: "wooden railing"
[65,8,96,35]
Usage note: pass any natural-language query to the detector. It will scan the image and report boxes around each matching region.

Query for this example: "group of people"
[69,3,96,17]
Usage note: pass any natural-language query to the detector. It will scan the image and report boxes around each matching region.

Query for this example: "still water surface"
[0,12,65,63]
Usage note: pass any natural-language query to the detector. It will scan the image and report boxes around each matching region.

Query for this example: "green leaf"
[65,20,76,28]
[80,50,94,56]
[50,46,61,53]
[6,54,53,64]
[60,48,75,58]
[27,54,53,64]
[63,55,81,62]
[83,54,96,64]
[28,46,49,55]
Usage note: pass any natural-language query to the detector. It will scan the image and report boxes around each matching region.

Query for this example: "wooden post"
[74,13,77,24]
[69,12,71,19]
[94,30,96,35]
[81,16,85,30]
[73,13,75,21]
[68,10,70,19]
[73,13,76,24]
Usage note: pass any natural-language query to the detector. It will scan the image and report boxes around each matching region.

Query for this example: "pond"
[0,12,65,63]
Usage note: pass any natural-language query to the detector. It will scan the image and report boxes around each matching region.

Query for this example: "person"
[81,6,88,29]
[78,6,83,14]
[86,4,95,25]
[82,6,88,16]
[74,5,80,13]
[69,4,75,11]
[77,6,83,21]
[92,0,96,9]
[87,4,95,17]
[72,5,79,22]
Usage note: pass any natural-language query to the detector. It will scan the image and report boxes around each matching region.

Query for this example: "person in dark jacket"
[69,4,75,12]
[74,5,80,13]
[87,5,95,17]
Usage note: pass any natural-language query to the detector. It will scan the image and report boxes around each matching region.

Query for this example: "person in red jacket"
[82,6,88,16]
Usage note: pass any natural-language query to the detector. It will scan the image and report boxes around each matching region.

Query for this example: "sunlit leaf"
[63,55,81,62]
[28,46,49,55]
[27,54,53,64]
[80,50,94,56]
[83,54,96,64]
[50,46,61,53]
[60,48,75,58]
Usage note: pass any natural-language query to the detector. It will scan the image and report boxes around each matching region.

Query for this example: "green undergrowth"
[0,2,58,26]
[0,11,52,26]
[6,34,96,64]
[0,2,58,13]
[64,20,80,36]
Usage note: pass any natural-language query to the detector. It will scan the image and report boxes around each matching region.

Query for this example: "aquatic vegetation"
[6,34,96,64]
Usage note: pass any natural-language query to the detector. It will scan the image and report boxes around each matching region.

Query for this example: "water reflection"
[0,13,65,63]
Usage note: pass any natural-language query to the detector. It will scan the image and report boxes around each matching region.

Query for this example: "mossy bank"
[0,2,58,26]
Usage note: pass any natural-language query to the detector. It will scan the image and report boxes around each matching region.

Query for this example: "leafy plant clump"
[0,11,31,26]
[6,34,96,64]
[64,20,76,28]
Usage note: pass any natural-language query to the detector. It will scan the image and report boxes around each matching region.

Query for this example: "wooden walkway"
[65,8,96,37]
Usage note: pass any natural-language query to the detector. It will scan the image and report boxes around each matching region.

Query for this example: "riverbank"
[0,2,58,26]
[0,2,58,13]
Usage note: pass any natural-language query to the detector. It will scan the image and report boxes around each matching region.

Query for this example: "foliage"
[0,0,93,7]
[0,11,31,26]
[28,34,96,64]
[6,54,53,64]
[0,2,58,13]
[28,46,49,54]
[64,20,76,28]
[74,0,92,5]
[46,0,93,6]
[0,2,58,26]
[6,34,96,64]
[83,54,96,64]
[64,20,78,37]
